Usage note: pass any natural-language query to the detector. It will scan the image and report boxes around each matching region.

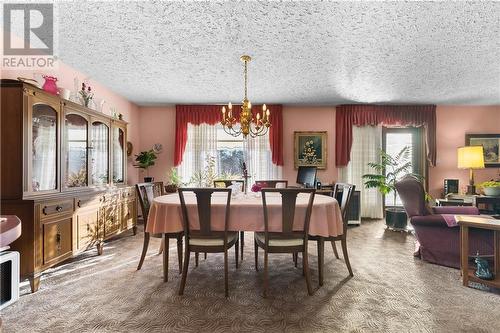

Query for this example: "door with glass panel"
[28,95,60,194]
[382,127,425,207]
[90,119,110,186]
[111,123,126,184]
[63,110,90,189]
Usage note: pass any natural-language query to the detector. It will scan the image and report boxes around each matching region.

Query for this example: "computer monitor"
[296,166,317,188]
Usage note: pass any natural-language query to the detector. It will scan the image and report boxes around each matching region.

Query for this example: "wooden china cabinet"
[0,79,137,292]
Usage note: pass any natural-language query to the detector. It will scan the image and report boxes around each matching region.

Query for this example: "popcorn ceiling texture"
[58,1,500,105]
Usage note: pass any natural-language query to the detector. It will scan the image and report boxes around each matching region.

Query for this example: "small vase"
[42,76,58,95]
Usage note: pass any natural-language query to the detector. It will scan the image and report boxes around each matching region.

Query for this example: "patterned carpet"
[2,220,499,333]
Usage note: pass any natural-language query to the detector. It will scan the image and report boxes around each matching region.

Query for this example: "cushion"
[189,232,238,246]
[255,232,303,247]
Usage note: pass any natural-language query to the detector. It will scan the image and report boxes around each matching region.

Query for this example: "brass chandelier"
[220,55,271,138]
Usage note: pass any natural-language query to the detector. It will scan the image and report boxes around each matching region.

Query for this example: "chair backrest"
[261,188,316,244]
[178,188,232,241]
[136,182,155,228]
[395,175,432,218]
[214,179,245,191]
[255,180,289,188]
[152,181,165,197]
[333,183,356,228]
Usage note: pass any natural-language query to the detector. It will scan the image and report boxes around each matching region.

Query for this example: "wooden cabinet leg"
[132,225,137,235]
[29,276,40,293]
[97,242,104,255]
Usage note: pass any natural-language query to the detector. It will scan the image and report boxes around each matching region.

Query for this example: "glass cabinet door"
[91,121,109,185]
[65,113,88,188]
[32,104,58,192]
[112,127,125,183]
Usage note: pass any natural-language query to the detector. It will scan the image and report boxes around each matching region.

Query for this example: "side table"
[456,215,500,289]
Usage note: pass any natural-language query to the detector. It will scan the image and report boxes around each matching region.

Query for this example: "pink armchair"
[395,175,493,268]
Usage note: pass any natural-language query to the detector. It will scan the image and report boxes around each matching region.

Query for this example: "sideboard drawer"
[42,217,73,266]
[40,200,74,219]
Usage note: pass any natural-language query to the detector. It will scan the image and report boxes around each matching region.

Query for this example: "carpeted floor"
[1,219,499,332]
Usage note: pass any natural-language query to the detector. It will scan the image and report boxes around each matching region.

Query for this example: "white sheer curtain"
[179,123,281,185]
[339,125,383,219]
[178,123,218,184]
[243,131,282,181]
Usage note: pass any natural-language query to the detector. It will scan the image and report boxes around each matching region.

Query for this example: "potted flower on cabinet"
[134,149,157,182]
[478,180,500,196]
[362,146,421,230]
[165,167,181,193]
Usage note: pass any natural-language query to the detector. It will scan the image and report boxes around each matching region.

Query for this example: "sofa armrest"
[410,215,449,227]
[432,206,479,215]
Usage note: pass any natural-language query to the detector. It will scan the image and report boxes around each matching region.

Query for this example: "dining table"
[147,192,343,236]
[146,192,344,283]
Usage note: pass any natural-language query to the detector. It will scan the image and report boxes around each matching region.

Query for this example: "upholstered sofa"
[395,175,494,269]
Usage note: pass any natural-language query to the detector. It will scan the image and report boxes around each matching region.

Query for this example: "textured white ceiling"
[57,1,500,105]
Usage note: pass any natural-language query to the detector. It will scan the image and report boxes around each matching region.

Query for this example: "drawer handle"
[56,205,63,212]
[56,233,62,251]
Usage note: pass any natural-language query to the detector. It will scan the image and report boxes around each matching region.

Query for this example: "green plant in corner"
[362,146,420,207]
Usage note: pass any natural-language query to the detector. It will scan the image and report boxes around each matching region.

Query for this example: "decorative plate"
[153,143,163,154]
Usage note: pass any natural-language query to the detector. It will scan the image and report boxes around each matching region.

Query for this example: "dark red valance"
[174,104,283,166]
[335,104,437,167]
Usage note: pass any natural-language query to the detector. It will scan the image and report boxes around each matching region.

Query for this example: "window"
[178,123,281,186]
[382,127,425,206]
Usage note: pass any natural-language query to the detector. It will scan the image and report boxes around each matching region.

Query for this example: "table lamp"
[457,146,485,195]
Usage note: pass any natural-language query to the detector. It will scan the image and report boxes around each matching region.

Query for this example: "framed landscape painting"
[294,131,327,169]
[466,134,500,167]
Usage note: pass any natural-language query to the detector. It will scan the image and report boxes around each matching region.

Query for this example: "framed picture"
[465,134,500,167]
[294,131,327,169]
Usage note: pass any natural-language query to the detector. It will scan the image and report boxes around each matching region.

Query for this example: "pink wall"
[282,106,337,184]
[1,64,141,185]
[429,105,500,198]
[136,106,176,183]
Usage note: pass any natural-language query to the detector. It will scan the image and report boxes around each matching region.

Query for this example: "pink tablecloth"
[146,192,343,237]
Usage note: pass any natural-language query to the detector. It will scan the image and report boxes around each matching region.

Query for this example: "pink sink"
[0,215,22,249]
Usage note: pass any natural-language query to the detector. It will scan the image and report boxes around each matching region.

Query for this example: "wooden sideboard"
[1,80,137,292]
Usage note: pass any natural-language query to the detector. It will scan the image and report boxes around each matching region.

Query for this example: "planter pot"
[144,177,154,183]
[385,207,408,230]
[483,187,500,197]
[165,184,178,193]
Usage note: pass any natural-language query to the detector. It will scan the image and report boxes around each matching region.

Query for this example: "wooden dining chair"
[213,179,246,260]
[309,183,355,286]
[152,181,165,197]
[178,188,239,297]
[255,180,289,188]
[136,183,183,282]
[254,188,316,297]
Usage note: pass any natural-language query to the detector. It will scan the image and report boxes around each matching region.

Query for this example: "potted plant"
[165,167,181,193]
[362,146,420,230]
[134,149,157,182]
[478,181,500,196]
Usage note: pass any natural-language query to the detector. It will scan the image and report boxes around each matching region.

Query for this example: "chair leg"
[204,252,207,260]
[158,238,164,255]
[318,238,324,286]
[263,251,269,298]
[178,247,190,295]
[293,252,298,268]
[341,237,353,277]
[240,231,244,260]
[195,252,199,267]
[331,240,340,259]
[303,250,314,296]
[177,235,183,274]
[163,235,169,282]
[254,239,259,271]
[224,249,229,297]
[137,232,150,270]
[235,238,239,268]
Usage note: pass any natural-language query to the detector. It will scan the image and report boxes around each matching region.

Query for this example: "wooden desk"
[456,216,500,289]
